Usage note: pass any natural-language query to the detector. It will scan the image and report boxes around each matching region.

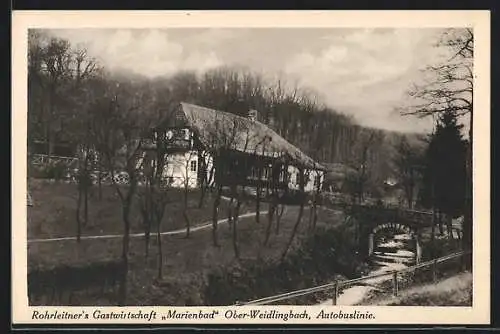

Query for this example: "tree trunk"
[281,202,304,261]
[308,202,314,230]
[198,183,206,209]
[98,160,102,201]
[118,204,131,306]
[183,210,190,238]
[438,210,444,236]
[82,151,91,226]
[446,215,454,240]
[264,197,276,246]
[211,185,222,247]
[405,185,413,210]
[198,156,207,208]
[142,190,152,259]
[47,129,54,160]
[232,197,241,260]
[275,204,284,235]
[282,169,306,260]
[255,189,261,224]
[227,194,234,229]
[462,117,473,270]
[255,176,262,224]
[157,213,163,279]
[431,209,436,259]
[408,177,414,210]
[184,183,191,238]
[144,214,151,259]
[312,201,318,230]
[83,182,89,227]
[76,186,82,242]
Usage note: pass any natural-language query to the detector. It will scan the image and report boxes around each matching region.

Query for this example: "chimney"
[248,109,258,122]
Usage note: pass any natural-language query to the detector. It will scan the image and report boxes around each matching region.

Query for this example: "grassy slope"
[366,272,472,306]
[28,181,344,305]
[27,179,258,239]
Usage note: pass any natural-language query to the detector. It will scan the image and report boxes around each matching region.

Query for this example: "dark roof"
[179,102,326,171]
[321,163,356,181]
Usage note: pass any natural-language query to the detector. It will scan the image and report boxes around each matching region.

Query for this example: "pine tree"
[419,111,467,218]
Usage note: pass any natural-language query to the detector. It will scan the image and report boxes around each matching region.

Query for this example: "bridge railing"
[235,250,471,306]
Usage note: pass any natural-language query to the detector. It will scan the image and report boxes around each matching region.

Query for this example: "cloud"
[47,29,222,77]
[43,28,452,133]
[283,28,447,132]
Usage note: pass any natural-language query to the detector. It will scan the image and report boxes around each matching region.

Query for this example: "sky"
[46,28,455,133]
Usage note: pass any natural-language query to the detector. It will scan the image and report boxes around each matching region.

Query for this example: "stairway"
[372,234,416,267]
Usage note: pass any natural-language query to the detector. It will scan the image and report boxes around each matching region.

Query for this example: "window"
[262,167,270,180]
[190,160,197,172]
[314,175,321,188]
[250,166,260,179]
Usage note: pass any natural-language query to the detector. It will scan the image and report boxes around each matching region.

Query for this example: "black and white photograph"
[13,10,490,324]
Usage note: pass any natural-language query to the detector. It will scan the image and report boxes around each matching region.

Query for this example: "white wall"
[159,149,325,192]
[288,165,300,191]
[201,151,215,187]
[287,165,325,192]
[163,151,199,189]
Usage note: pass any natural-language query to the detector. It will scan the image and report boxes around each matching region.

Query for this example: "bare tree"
[203,117,240,247]
[399,28,473,256]
[393,136,424,209]
[138,139,171,279]
[27,34,102,241]
[263,154,287,246]
[274,202,285,235]
[224,124,255,259]
[178,149,198,238]
[281,166,309,261]
[309,167,324,231]
[345,130,384,204]
[73,75,103,242]
[197,148,215,208]
[253,136,272,225]
[91,78,154,305]
[28,36,101,157]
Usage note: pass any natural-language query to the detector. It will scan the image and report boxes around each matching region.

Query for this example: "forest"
[28,29,428,203]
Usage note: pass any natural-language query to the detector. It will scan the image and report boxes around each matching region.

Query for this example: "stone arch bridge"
[330,203,434,264]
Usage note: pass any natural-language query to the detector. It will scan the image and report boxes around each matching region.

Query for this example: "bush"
[28,260,125,305]
[203,225,364,305]
[421,237,460,261]
[29,161,70,180]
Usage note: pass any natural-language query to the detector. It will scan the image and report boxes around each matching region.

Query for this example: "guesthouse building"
[141,102,327,193]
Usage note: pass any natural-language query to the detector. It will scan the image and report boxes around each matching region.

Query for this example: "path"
[28,210,267,244]
[318,233,415,306]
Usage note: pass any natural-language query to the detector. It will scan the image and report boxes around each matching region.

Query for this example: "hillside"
[366,272,472,306]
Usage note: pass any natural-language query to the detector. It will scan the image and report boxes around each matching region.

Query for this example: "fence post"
[460,252,466,272]
[392,272,398,297]
[332,281,339,305]
[432,259,438,283]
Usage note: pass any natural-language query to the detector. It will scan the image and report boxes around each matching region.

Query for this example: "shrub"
[203,225,364,305]
[29,161,70,180]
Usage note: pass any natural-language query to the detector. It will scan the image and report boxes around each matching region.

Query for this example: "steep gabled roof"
[178,102,326,171]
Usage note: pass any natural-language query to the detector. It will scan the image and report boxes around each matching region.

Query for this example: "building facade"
[142,102,326,193]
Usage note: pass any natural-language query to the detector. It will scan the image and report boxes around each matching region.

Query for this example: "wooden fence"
[30,153,79,167]
[237,250,471,306]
